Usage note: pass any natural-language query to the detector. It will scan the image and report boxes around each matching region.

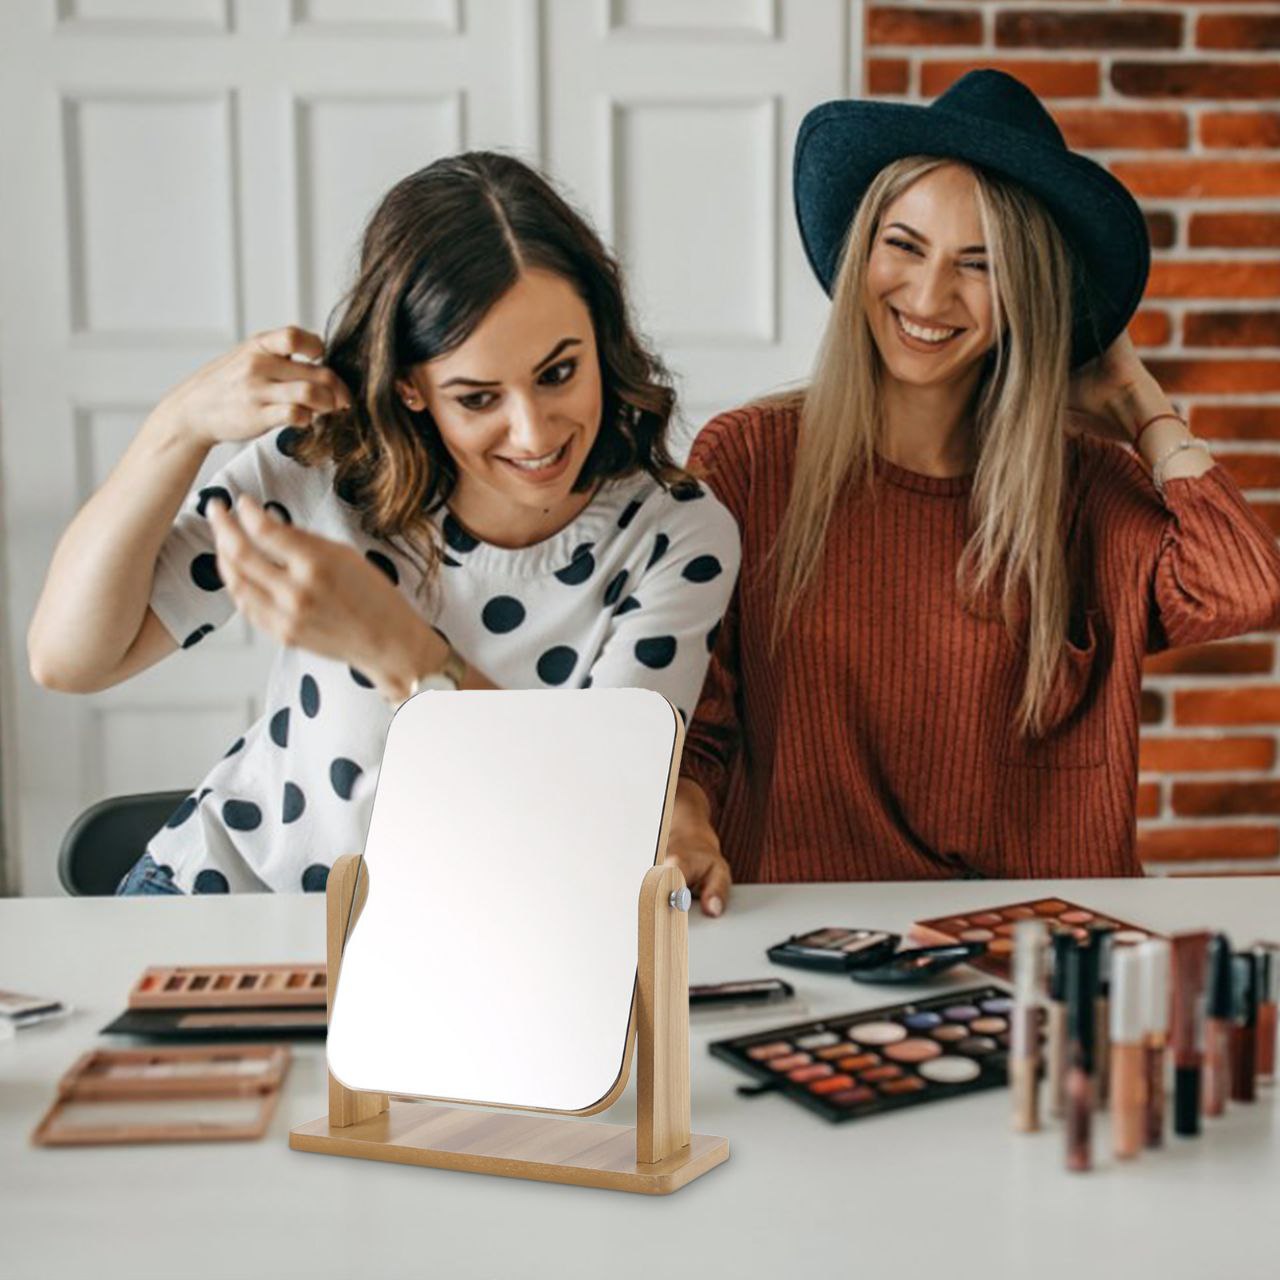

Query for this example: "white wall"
[0,0,859,894]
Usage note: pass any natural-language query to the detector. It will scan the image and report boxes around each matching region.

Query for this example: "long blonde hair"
[772,156,1075,735]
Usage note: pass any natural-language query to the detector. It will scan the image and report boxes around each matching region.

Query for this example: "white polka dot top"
[144,427,741,893]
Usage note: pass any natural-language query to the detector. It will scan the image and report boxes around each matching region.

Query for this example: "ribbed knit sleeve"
[1153,466,1280,648]
[681,412,753,822]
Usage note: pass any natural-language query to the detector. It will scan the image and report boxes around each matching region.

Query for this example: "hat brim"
[794,99,1150,369]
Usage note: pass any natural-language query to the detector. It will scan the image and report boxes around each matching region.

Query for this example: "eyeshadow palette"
[709,987,1014,1124]
[911,899,1156,981]
[101,963,328,1041]
[31,1045,290,1146]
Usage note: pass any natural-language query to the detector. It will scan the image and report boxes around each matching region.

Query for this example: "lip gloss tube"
[1047,931,1074,1119]
[1065,941,1096,1172]
[1203,933,1234,1118]
[1171,931,1209,1138]
[1138,937,1170,1149]
[1230,952,1258,1104]
[1011,919,1045,1133]
[1088,925,1116,1107]
[1253,944,1278,1083]
[1111,947,1145,1159]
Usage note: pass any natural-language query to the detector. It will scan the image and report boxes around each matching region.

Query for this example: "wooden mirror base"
[290,1103,728,1195]
[289,855,729,1195]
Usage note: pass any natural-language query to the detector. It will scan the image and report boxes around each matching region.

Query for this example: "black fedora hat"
[794,70,1150,369]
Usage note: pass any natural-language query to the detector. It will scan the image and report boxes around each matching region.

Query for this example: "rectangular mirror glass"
[327,688,681,1113]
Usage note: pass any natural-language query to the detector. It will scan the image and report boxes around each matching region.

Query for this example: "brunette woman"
[665,72,1280,910]
[30,152,738,894]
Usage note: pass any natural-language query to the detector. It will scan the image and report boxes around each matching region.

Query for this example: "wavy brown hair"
[293,151,686,577]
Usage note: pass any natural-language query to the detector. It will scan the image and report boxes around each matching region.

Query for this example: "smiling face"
[863,163,998,392]
[397,268,603,546]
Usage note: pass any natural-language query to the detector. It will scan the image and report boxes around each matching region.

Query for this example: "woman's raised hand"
[156,326,353,450]
[207,495,443,699]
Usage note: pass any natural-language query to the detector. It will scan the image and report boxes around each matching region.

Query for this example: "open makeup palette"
[31,1045,290,1146]
[711,987,1013,1123]
[912,897,1156,980]
[102,963,328,1039]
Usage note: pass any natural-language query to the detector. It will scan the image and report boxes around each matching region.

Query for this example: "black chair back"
[58,791,190,896]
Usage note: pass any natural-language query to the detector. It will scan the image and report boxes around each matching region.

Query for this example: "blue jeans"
[115,853,183,896]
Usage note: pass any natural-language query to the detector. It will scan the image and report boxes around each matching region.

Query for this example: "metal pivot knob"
[669,887,692,912]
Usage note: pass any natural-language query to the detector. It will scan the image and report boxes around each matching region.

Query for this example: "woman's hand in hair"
[154,326,352,450]
[664,777,732,917]
[207,495,442,699]
[1066,331,1162,442]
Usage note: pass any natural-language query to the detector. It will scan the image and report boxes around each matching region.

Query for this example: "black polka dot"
[193,869,230,894]
[442,513,479,554]
[603,570,628,607]
[164,795,198,829]
[276,427,305,459]
[581,675,594,689]
[615,596,641,616]
[334,473,361,506]
[263,501,292,525]
[222,799,262,831]
[196,486,232,518]
[155,862,175,878]
[482,596,526,634]
[182,624,215,649]
[706,619,722,653]
[442,554,461,568]
[283,782,306,824]
[190,553,223,592]
[536,646,578,686]
[635,636,677,669]
[365,550,398,585]
[648,533,670,569]
[554,543,596,586]
[683,554,723,583]
[670,480,705,502]
[301,863,329,893]
[300,674,320,718]
[224,737,244,758]
[349,666,374,689]
[269,707,290,748]
[197,787,212,802]
[617,498,643,529]
[330,758,363,800]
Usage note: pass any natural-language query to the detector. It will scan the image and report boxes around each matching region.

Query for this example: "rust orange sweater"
[683,403,1280,881]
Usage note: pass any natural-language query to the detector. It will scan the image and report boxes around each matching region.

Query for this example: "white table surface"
[2,878,1275,1280]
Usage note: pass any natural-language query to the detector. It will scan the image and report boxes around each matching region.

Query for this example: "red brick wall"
[864,3,1280,874]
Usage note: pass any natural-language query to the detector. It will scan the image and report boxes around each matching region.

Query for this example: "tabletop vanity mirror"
[289,688,729,1194]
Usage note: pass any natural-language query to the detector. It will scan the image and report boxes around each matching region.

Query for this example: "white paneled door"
[0,0,856,894]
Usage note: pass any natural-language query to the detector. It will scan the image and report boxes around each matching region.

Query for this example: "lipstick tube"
[1089,926,1116,1108]
[1203,933,1233,1118]
[1254,944,1278,1083]
[1110,947,1145,1159]
[1065,941,1095,1172]
[1230,952,1258,1104]
[1047,931,1074,1119]
[1138,937,1170,1149]
[1171,931,1209,1138]
[1011,919,1045,1133]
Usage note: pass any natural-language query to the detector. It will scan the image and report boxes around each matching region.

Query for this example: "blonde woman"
[664,71,1280,911]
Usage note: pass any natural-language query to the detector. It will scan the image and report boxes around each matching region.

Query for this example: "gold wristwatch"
[409,642,466,696]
